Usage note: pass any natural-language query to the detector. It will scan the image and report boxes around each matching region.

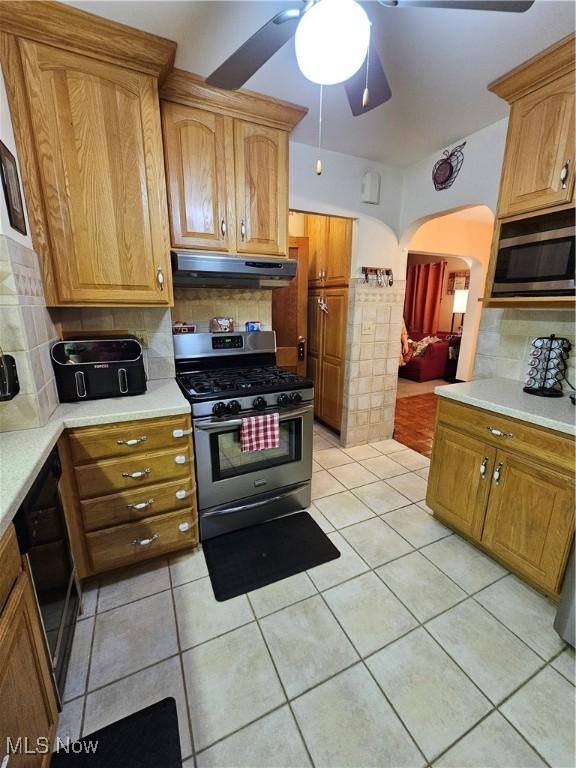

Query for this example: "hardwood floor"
[394,393,438,458]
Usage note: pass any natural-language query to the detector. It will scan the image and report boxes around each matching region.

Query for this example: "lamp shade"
[295,0,370,86]
[452,289,469,314]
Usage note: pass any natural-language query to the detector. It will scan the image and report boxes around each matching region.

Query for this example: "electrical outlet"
[361,322,374,336]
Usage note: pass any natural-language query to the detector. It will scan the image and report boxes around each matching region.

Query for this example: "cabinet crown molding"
[160,69,308,132]
[0,0,176,81]
[488,33,575,103]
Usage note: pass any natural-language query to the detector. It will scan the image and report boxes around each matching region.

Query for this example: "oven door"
[193,403,313,510]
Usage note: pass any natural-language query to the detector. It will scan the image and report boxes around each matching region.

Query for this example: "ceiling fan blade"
[205,8,301,90]
[345,40,392,116]
[378,1,534,11]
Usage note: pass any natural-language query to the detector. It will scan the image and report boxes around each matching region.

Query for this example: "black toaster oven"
[51,336,147,402]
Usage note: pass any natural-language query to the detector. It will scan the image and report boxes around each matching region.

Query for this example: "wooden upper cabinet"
[325,216,352,286]
[162,102,236,251]
[498,72,575,217]
[18,40,172,305]
[234,120,288,256]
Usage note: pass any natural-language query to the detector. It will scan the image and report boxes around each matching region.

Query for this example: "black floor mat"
[51,698,181,768]
[202,511,340,601]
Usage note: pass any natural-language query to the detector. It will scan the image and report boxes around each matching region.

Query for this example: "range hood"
[171,252,296,289]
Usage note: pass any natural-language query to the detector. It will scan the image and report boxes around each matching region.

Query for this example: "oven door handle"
[203,485,307,517]
[195,405,313,431]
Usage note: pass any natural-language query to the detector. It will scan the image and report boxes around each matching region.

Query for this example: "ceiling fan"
[206,0,535,116]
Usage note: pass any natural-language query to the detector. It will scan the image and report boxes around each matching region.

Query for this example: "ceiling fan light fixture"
[295,0,370,86]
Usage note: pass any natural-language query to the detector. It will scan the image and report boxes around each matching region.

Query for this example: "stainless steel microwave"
[493,212,575,297]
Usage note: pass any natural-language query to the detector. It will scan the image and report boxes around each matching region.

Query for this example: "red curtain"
[403,261,446,336]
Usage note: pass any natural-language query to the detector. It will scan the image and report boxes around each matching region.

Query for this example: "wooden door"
[305,213,328,286]
[234,120,288,256]
[499,72,576,217]
[20,40,172,306]
[482,451,575,594]
[0,573,59,768]
[307,288,323,404]
[162,102,236,252]
[272,237,309,375]
[325,216,352,286]
[427,426,496,539]
[318,287,348,432]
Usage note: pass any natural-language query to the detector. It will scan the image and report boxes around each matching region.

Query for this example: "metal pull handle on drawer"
[126,498,154,511]
[493,462,503,485]
[487,426,513,438]
[172,428,193,438]
[122,468,151,480]
[117,436,147,447]
[130,534,159,547]
[479,457,489,478]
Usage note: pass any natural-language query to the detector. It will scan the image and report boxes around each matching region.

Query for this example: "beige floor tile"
[169,546,209,587]
[260,595,358,698]
[386,472,428,502]
[389,449,431,470]
[417,499,434,515]
[370,439,407,454]
[323,572,417,657]
[89,591,178,690]
[353,480,412,514]
[98,559,170,613]
[307,531,369,591]
[306,503,335,533]
[422,535,507,594]
[248,572,317,618]
[360,454,410,480]
[327,462,379,489]
[475,575,565,660]
[383,504,451,548]
[196,706,311,768]
[415,467,430,481]
[292,664,424,768]
[80,579,98,618]
[55,698,83,744]
[433,712,546,768]
[342,444,382,461]
[551,647,575,684]
[314,490,375,529]
[427,600,542,704]
[313,447,355,469]
[377,552,466,622]
[84,656,192,757]
[182,623,285,751]
[313,435,334,451]
[367,628,491,761]
[63,617,94,702]
[501,667,576,768]
[311,470,346,500]
[340,517,413,568]
[312,459,322,473]
[174,576,253,649]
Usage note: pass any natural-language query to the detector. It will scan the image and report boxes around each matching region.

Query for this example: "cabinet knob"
[240,219,246,241]
[122,468,151,480]
[560,160,570,190]
[493,462,504,485]
[487,426,513,438]
[156,266,165,291]
[479,456,489,478]
[117,436,147,447]
[221,219,227,237]
[130,533,159,547]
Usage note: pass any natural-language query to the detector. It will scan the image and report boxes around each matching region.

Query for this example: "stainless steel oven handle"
[499,226,575,248]
[203,485,306,517]
[195,405,313,432]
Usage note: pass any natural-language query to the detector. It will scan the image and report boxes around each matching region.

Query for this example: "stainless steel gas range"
[174,331,314,539]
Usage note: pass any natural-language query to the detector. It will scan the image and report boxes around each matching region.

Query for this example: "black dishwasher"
[13,447,80,702]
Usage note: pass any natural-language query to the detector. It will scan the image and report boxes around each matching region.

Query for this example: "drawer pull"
[130,534,159,547]
[479,457,489,478]
[175,454,187,465]
[126,498,154,511]
[175,489,189,500]
[487,426,513,439]
[122,468,151,480]
[172,428,193,438]
[178,521,190,533]
[117,436,147,447]
[493,462,503,485]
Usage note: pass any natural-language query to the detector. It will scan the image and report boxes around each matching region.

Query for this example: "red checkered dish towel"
[240,412,280,452]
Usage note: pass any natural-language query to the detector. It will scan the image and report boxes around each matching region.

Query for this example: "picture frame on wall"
[447,270,470,295]
[0,140,27,236]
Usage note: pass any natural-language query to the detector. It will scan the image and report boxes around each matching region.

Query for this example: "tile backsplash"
[173,288,272,332]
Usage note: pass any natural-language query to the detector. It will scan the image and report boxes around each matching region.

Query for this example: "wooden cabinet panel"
[325,216,352,286]
[427,426,496,539]
[499,72,575,216]
[0,524,21,615]
[162,101,236,251]
[0,572,58,768]
[305,214,329,285]
[482,451,575,593]
[234,120,288,256]
[19,40,171,305]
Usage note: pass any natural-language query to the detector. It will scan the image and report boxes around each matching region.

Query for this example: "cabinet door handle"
[479,456,489,478]
[221,219,226,237]
[156,266,165,291]
[122,468,151,480]
[130,533,159,547]
[126,498,154,511]
[240,219,246,241]
[172,428,193,438]
[560,160,570,189]
[493,462,503,485]
[75,370,87,398]
[487,426,513,438]
[117,436,147,446]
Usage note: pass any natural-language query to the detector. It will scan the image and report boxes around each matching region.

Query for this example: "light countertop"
[0,380,190,538]
[435,377,576,437]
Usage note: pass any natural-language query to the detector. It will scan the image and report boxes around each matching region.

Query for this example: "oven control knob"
[227,399,241,415]
[277,393,290,407]
[212,402,226,417]
[290,391,302,404]
[253,397,267,411]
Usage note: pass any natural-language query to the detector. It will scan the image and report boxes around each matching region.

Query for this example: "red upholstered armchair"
[399,332,450,382]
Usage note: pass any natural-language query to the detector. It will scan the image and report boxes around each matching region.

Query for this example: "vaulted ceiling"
[69,0,575,166]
